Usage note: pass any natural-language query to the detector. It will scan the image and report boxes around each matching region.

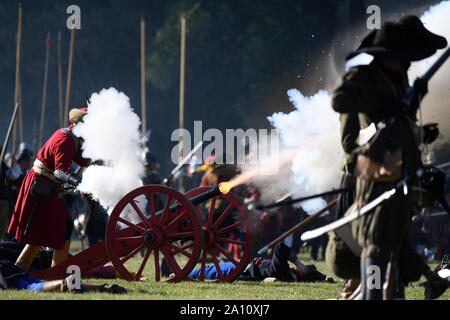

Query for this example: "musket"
[255,186,354,210]
[413,211,448,221]
[257,199,337,255]
[163,140,203,185]
[436,161,450,170]
[0,103,20,171]
[404,47,450,106]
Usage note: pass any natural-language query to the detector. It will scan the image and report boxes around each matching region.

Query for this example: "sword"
[301,169,421,242]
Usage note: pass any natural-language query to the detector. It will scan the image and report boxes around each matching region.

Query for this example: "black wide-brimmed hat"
[346,15,447,61]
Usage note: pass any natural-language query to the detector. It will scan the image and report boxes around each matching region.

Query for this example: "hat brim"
[346,46,438,62]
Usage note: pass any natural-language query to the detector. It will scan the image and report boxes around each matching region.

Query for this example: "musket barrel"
[165,185,222,214]
[422,47,450,82]
[256,186,353,210]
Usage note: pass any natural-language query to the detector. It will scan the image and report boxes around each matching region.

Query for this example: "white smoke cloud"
[242,89,342,214]
[72,87,145,212]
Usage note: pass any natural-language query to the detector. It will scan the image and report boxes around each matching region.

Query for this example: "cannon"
[31,184,253,283]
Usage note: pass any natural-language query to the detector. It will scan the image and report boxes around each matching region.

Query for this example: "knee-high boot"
[15,244,41,271]
[51,240,71,267]
[360,256,388,300]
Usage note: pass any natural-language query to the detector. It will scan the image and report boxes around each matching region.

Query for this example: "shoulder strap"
[60,128,80,153]
[371,65,401,98]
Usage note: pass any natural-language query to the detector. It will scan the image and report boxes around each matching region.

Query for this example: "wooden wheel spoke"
[130,199,151,228]
[209,248,224,281]
[135,248,152,281]
[180,241,195,250]
[214,243,239,266]
[158,196,173,226]
[217,221,244,234]
[207,197,217,226]
[217,221,243,235]
[217,237,246,246]
[199,249,207,281]
[212,203,234,230]
[147,193,157,221]
[163,209,187,231]
[165,241,192,259]
[120,243,145,264]
[117,217,146,233]
[161,247,181,274]
[154,249,160,282]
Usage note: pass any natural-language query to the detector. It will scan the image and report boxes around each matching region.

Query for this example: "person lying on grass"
[0,259,126,293]
[167,242,334,282]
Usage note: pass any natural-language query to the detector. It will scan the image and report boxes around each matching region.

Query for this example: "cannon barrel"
[166,185,222,214]
[188,185,222,206]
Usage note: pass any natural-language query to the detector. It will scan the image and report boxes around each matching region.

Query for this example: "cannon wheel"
[106,185,202,282]
[185,186,253,282]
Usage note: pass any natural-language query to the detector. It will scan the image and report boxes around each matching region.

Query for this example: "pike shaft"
[0,103,20,166]
[257,199,337,255]
[422,47,450,82]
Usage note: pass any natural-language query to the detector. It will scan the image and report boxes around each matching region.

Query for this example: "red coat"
[8,127,87,249]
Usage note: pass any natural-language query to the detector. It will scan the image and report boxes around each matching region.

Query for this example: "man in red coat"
[8,108,89,271]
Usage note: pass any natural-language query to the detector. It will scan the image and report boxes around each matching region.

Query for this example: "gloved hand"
[54,170,81,187]
[409,78,428,111]
[67,174,81,187]
[422,123,439,144]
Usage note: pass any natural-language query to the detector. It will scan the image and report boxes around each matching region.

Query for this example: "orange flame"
[218,149,298,194]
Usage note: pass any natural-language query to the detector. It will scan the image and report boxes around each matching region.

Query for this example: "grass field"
[1,240,448,301]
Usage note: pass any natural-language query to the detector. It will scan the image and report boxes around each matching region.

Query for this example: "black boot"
[360,256,388,300]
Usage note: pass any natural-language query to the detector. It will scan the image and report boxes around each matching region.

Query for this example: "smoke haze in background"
[240,89,342,214]
[408,1,450,158]
[72,87,145,212]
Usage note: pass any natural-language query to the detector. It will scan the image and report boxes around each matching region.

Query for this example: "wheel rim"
[106,185,202,282]
[185,186,253,282]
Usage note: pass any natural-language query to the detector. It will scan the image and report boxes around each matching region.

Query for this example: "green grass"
[1,240,448,300]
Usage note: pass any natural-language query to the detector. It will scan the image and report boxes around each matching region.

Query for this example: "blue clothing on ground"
[15,275,45,292]
[189,262,236,279]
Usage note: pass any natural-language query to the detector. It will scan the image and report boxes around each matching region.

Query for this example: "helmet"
[15,142,32,162]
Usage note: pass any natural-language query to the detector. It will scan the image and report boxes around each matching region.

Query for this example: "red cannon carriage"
[32,185,253,283]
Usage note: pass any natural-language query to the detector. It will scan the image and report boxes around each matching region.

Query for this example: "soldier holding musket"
[331,16,448,299]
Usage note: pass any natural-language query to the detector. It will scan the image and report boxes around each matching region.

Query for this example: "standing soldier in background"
[8,108,89,271]
[0,143,33,241]
[331,16,448,299]
[0,147,10,240]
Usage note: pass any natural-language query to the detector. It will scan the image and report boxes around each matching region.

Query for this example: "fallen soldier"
[185,242,334,283]
[0,241,120,279]
[0,259,126,293]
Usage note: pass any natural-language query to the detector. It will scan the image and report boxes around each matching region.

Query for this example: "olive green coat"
[331,60,422,260]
